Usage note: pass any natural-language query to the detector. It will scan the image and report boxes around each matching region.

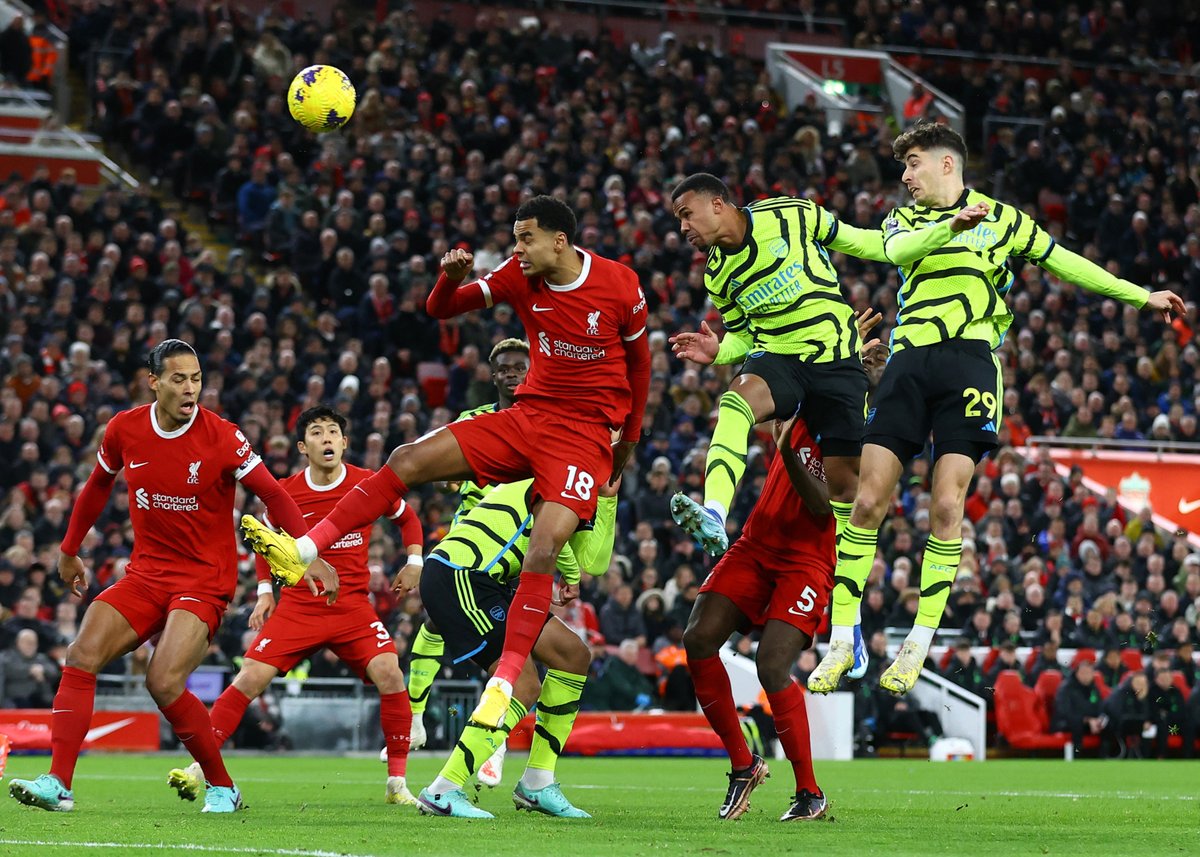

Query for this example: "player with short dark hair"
[666,172,985,558]
[166,405,426,806]
[683,310,888,823]
[9,340,334,814]
[243,195,650,731]
[810,121,1184,696]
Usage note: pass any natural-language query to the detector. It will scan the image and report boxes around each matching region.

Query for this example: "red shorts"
[246,596,396,682]
[94,574,227,644]
[447,401,613,520]
[699,538,832,638]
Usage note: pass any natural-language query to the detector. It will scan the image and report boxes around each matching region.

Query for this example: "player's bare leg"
[683,593,769,819]
[365,652,417,806]
[810,442,902,693]
[673,374,775,556]
[150,609,241,813]
[881,452,972,696]
[471,501,577,728]
[756,620,826,821]
[245,428,474,580]
[9,601,139,811]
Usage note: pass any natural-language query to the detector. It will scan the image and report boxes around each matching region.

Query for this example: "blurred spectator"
[0,16,31,83]
[1051,660,1106,755]
[600,584,646,646]
[584,639,655,711]
[1101,672,1153,759]
[0,627,60,706]
[944,640,986,696]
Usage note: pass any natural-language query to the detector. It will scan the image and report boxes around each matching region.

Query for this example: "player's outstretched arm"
[882,202,991,265]
[613,330,651,484]
[58,462,119,596]
[427,247,490,319]
[773,417,831,517]
[1040,244,1184,322]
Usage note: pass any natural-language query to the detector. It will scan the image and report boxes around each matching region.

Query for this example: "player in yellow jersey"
[667,173,987,559]
[809,121,1184,696]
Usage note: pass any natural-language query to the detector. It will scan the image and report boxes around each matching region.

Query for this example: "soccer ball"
[287,65,356,133]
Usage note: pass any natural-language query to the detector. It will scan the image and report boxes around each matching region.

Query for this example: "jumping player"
[810,121,1184,696]
[243,196,650,730]
[683,311,888,822]
[667,173,986,556]
[8,340,335,814]
[166,405,425,806]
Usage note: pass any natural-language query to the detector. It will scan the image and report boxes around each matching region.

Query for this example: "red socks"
[308,467,408,553]
[210,686,252,747]
[766,681,819,794]
[688,656,753,770]
[160,691,233,788]
[380,691,413,777]
[493,572,554,686]
[49,666,97,789]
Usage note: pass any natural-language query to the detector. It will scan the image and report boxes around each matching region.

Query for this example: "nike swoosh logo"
[1179,498,1200,515]
[52,709,72,714]
[128,461,149,469]
[522,605,545,613]
[178,596,201,603]
[532,304,553,312]
[304,512,317,518]
[84,716,137,743]
[788,606,807,616]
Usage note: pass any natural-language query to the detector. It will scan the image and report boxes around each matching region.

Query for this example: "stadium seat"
[1023,647,1041,674]
[1172,671,1191,696]
[1069,648,1097,669]
[981,647,1000,674]
[1033,670,1063,720]
[993,671,1068,750]
[1119,650,1145,673]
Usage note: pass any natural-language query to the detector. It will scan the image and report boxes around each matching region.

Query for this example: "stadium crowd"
[0,1,1197,751]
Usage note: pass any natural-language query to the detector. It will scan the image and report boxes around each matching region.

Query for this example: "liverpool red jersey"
[96,404,263,599]
[474,250,648,427]
[264,464,405,605]
[740,419,836,566]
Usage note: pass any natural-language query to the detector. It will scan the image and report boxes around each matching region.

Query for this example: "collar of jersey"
[731,207,754,252]
[917,187,972,214]
[544,247,592,292]
[305,464,347,492]
[150,403,198,439]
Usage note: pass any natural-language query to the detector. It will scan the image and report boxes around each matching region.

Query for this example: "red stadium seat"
[981,647,1000,674]
[1172,671,1191,696]
[1023,647,1041,674]
[1120,650,1145,673]
[993,670,1101,753]
[1033,670,1063,720]
[1070,648,1097,668]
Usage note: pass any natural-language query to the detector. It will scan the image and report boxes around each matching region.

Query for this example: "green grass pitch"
[2,753,1195,856]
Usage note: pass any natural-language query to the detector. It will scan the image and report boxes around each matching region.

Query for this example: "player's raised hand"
[669,321,719,365]
[250,591,275,630]
[600,473,622,497]
[1143,289,1185,323]
[392,559,422,596]
[772,413,798,448]
[58,553,87,598]
[304,557,340,605]
[854,307,884,341]
[440,247,475,281]
[949,202,990,233]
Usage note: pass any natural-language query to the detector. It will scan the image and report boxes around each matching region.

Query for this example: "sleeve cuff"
[257,581,274,597]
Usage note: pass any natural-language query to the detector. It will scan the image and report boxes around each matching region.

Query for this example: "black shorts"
[419,554,520,670]
[737,352,867,457]
[865,339,1003,463]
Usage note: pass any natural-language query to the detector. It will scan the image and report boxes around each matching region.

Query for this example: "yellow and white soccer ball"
[287,65,357,133]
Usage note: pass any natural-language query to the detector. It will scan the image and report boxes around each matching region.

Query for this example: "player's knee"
[144,669,185,704]
[930,495,964,534]
[852,487,889,526]
[385,444,416,482]
[522,542,560,574]
[682,622,720,660]
[755,653,792,694]
[63,641,102,674]
[374,669,406,695]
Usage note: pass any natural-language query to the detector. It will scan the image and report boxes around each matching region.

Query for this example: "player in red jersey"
[243,196,651,729]
[8,340,336,815]
[683,311,887,823]
[166,405,426,806]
